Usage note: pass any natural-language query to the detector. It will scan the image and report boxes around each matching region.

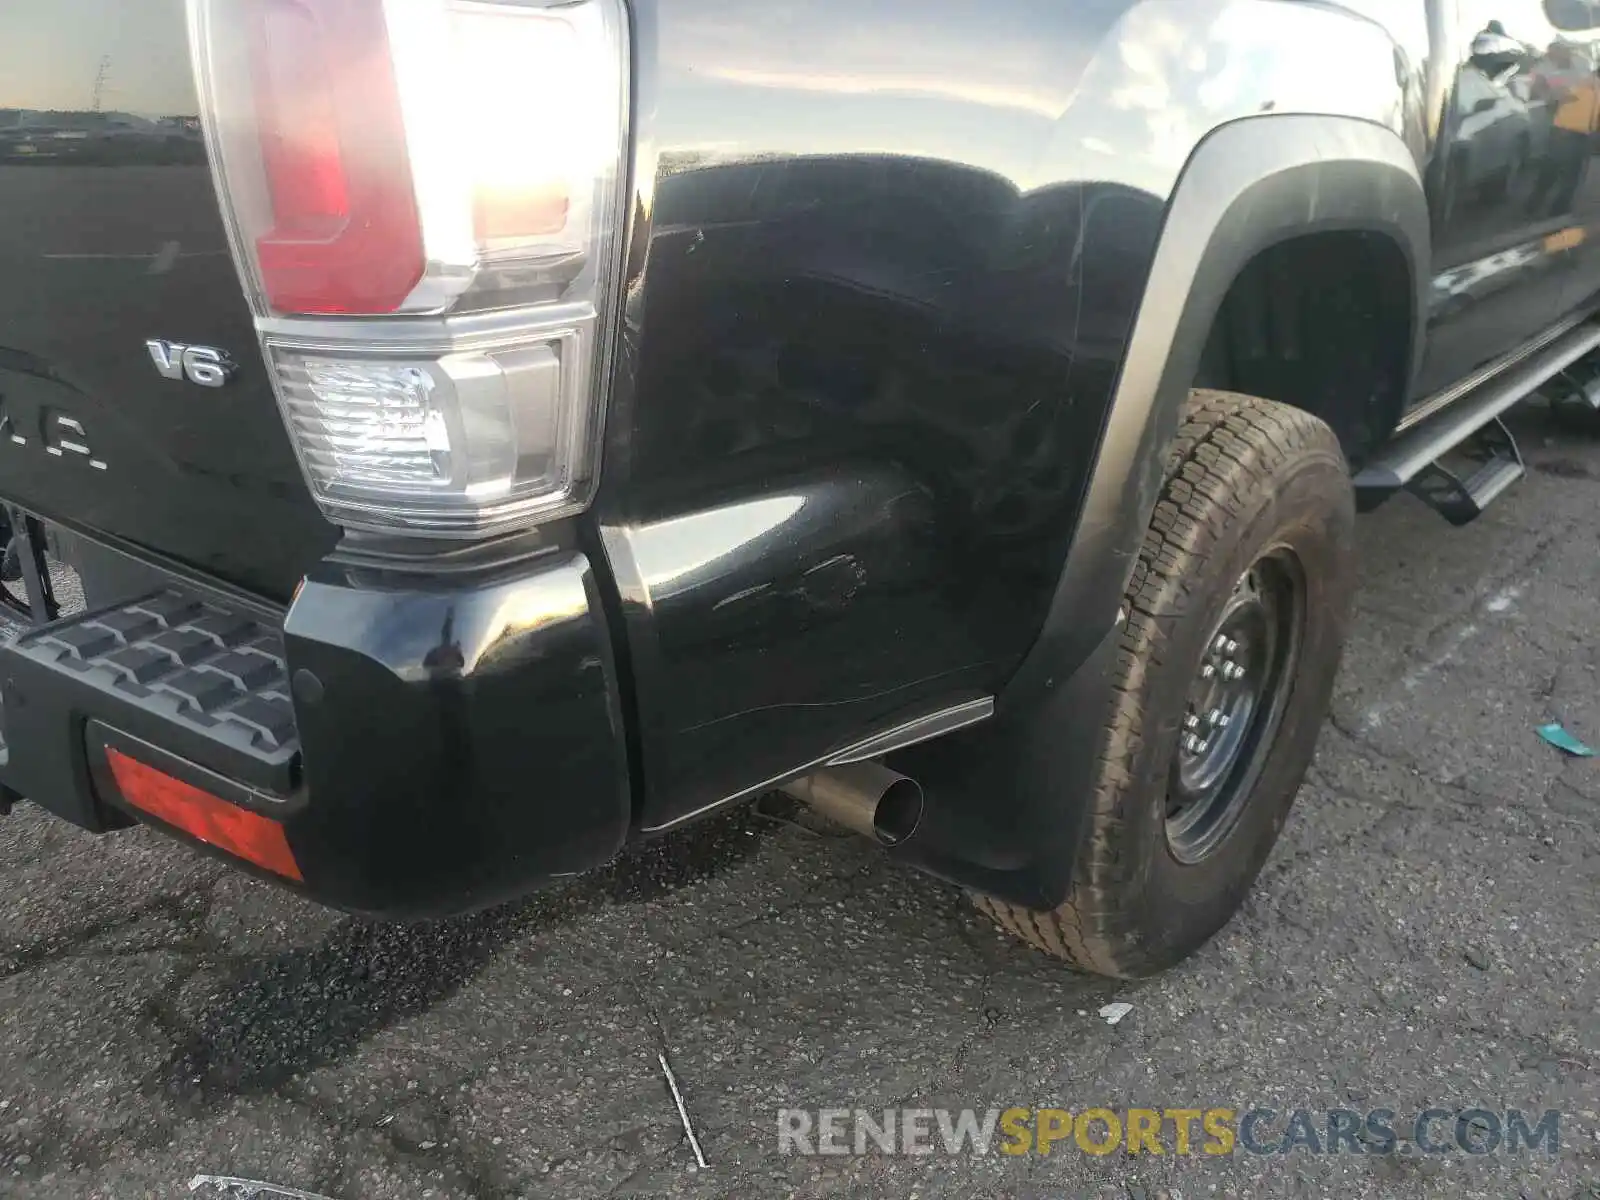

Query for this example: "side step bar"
[1404,417,1525,526]
[1356,319,1600,519]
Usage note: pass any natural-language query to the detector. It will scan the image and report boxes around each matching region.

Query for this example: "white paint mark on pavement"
[147,240,182,274]
[1363,584,1524,729]
[1486,584,1523,614]
[42,249,226,262]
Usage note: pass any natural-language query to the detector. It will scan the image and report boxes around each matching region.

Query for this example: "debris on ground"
[1099,1002,1134,1026]
[658,1051,709,1169]
[188,1178,337,1200]
[1537,722,1595,757]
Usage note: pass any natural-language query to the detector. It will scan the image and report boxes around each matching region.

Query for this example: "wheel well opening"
[1193,230,1414,465]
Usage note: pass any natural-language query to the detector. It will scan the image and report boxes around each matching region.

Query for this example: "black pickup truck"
[3,0,1600,980]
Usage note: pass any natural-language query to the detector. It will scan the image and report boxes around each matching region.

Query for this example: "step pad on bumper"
[1,589,299,797]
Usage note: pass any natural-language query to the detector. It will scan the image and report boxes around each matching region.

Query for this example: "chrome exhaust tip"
[780,761,923,847]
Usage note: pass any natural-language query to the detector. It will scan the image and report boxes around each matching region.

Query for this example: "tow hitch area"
[0,588,300,836]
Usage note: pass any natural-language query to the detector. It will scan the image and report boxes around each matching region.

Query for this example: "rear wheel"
[973,390,1355,978]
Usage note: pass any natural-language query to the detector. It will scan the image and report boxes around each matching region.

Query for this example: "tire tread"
[975,389,1343,977]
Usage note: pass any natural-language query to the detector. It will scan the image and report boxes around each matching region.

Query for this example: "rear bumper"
[0,541,632,917]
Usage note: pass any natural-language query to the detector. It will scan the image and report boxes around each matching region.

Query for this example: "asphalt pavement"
[2,405,1599,1199]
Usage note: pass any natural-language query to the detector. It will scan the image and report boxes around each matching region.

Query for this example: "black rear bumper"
[0,542,632,917]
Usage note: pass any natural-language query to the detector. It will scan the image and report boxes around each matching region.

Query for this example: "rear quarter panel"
[598,0,1422,828]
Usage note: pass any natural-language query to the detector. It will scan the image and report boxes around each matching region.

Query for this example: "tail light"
[189,0,629,536]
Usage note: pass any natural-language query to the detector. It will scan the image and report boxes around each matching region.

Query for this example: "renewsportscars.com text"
[777,1106,1561,1158]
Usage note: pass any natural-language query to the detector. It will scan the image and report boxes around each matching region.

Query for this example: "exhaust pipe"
[781,761,924,846]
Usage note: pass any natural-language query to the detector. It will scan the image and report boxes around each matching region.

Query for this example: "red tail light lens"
[194,0,623,318]
[106,748,303,882]
[191,0,629,536]
[254,1,347,238]
[249,0,423,314]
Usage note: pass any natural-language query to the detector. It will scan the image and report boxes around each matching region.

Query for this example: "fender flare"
[891,114,1429,909]
[1035,113,1429,703]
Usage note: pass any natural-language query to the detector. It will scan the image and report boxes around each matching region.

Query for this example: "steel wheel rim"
[1166,548,1306,864]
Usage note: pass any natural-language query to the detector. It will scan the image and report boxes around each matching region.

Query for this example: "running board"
[1357,320,1600,514]
[1404,418,1525,525]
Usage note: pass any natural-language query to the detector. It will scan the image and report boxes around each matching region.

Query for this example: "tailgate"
[0,0,336,601]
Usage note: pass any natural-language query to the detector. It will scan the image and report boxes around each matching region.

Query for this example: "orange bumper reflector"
[105,748,302,882]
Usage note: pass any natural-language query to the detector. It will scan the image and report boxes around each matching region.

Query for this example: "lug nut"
[1207,707,1225,726]
[1212,634,1230,653]
[1200,664,1216,680]
[1184,714,1201,731]
[1182,733,1203,753]
[1222,637,1239,654]
[1222,661,1245,681]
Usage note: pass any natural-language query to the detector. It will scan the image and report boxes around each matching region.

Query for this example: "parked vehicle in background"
[4,0,1600,979]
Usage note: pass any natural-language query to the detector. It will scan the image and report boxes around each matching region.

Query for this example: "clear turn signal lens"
[270,334,581,533]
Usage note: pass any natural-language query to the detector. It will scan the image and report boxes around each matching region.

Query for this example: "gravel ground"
[1,406,1599,1199]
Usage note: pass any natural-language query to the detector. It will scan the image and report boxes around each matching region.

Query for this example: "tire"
[973,390,1356,978]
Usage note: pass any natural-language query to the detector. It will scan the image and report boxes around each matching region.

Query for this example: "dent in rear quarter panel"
[599,0,1418,830]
